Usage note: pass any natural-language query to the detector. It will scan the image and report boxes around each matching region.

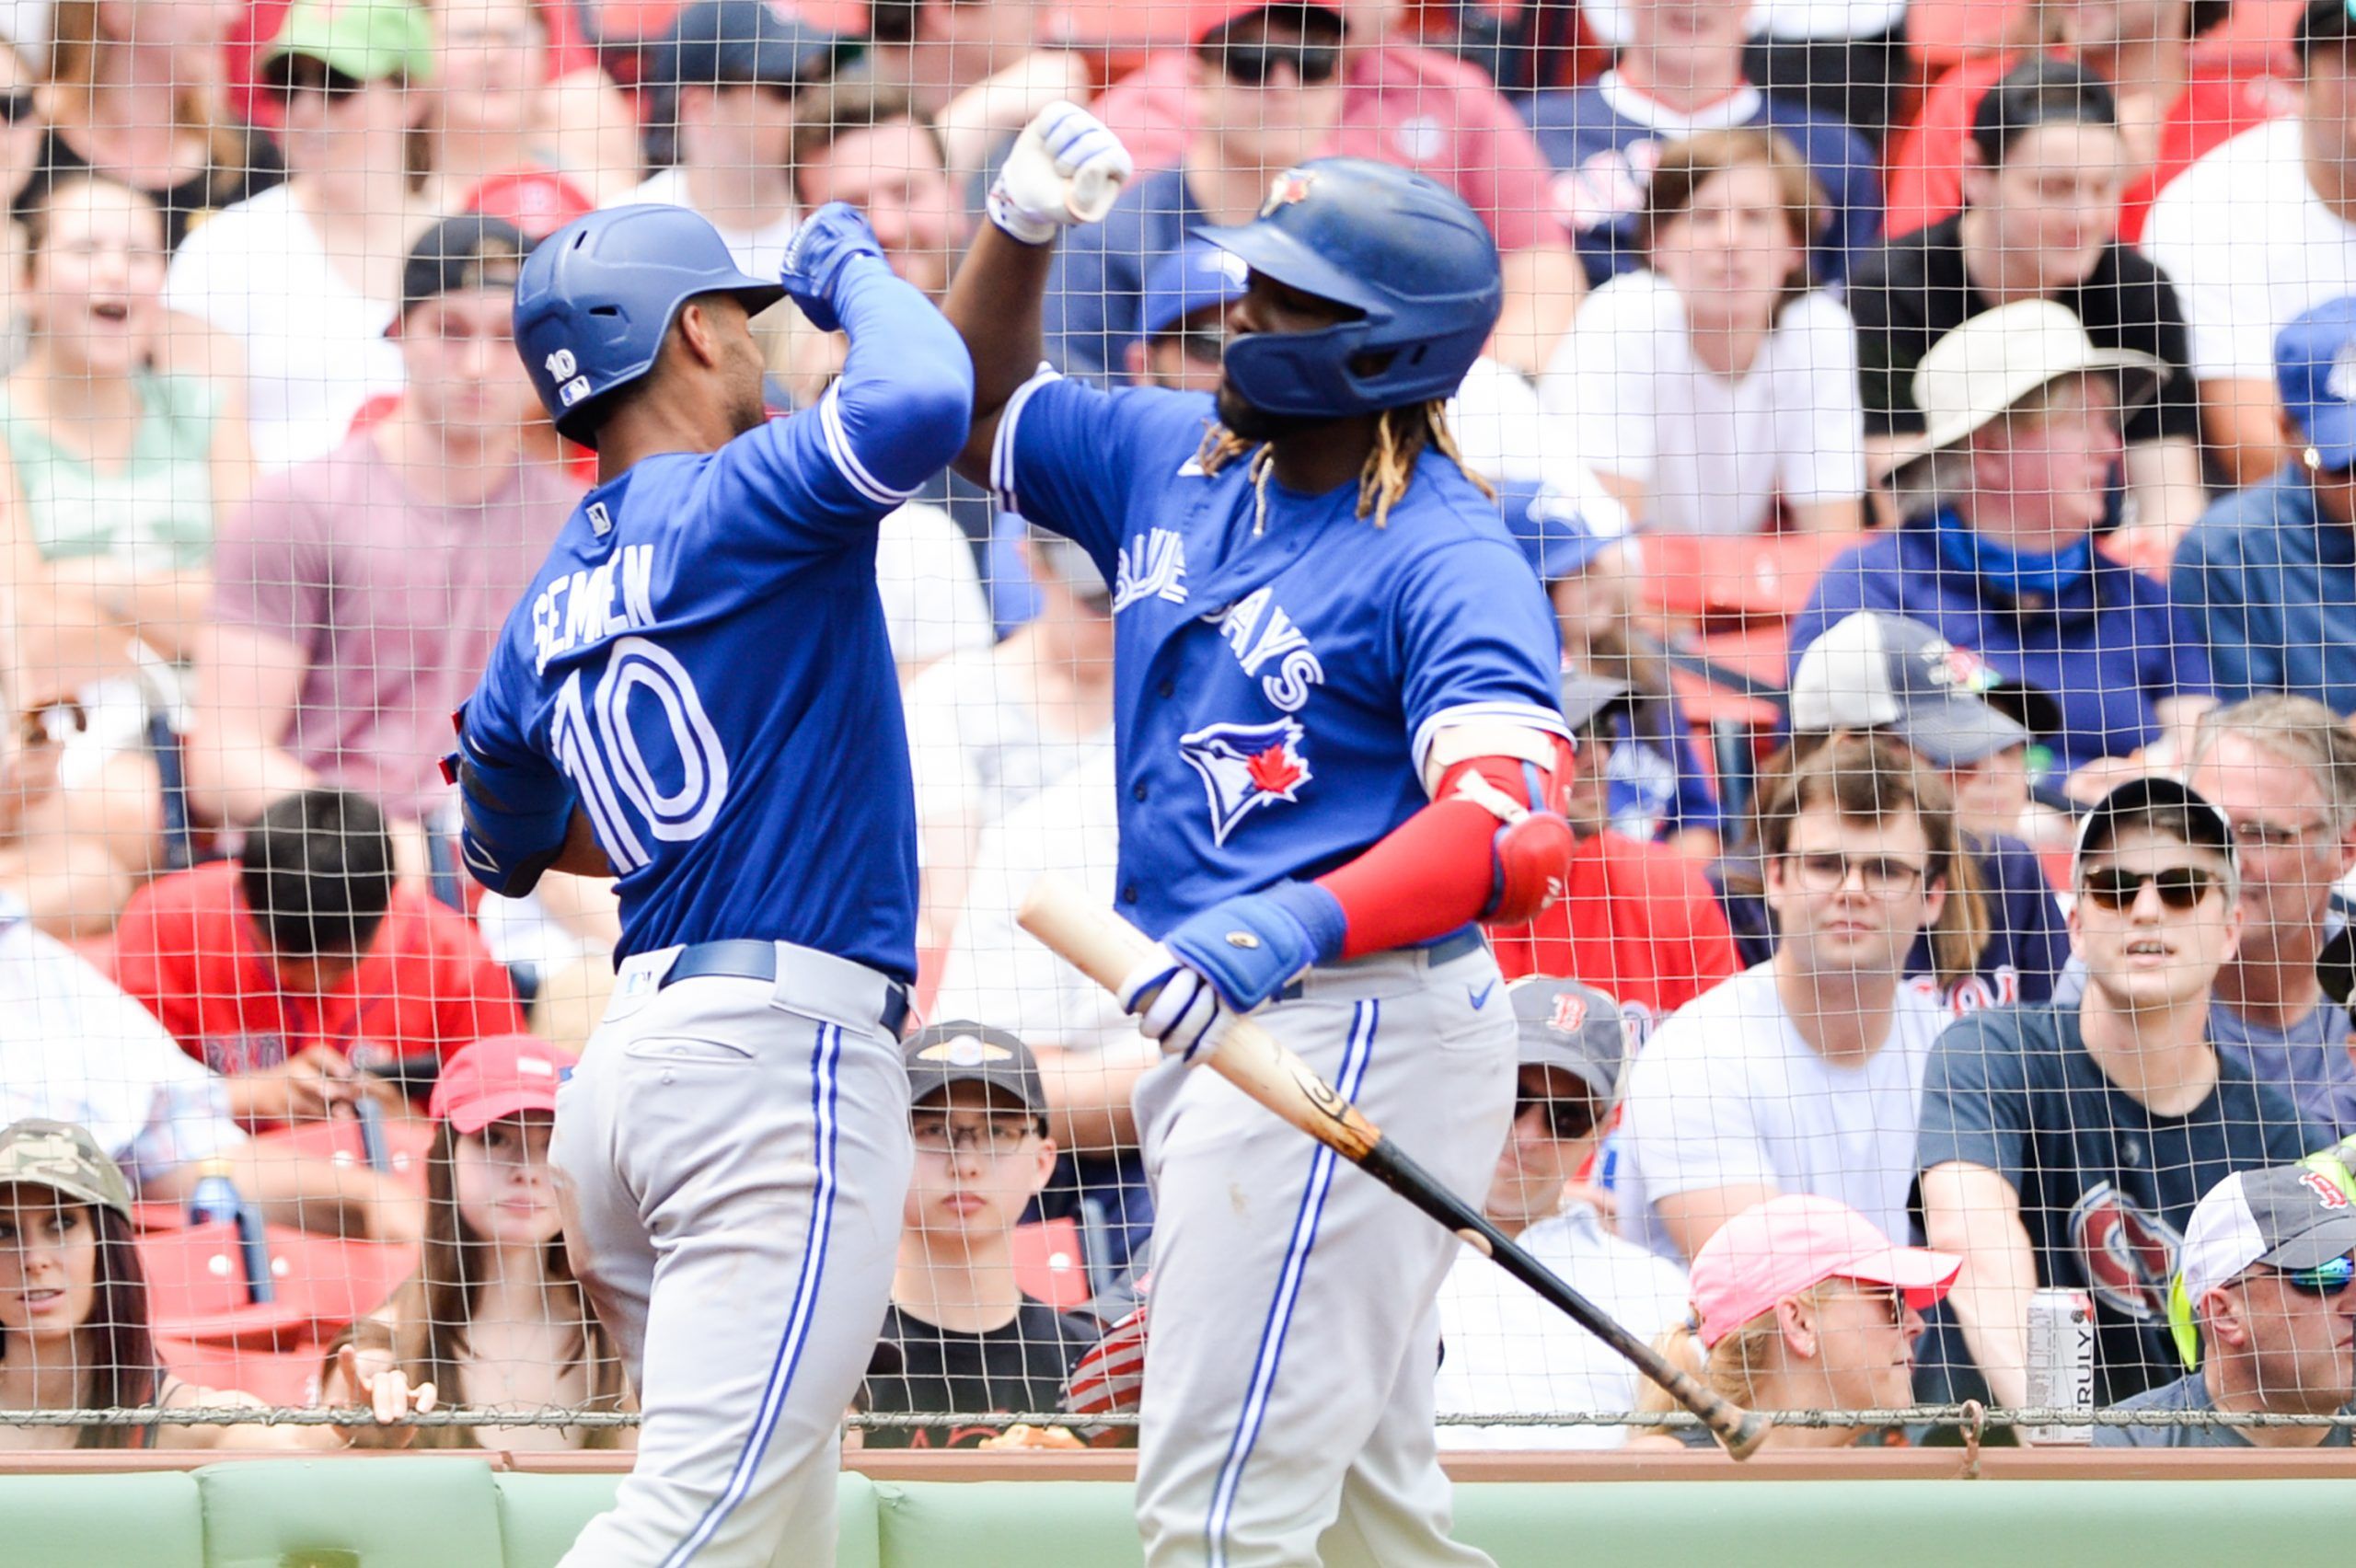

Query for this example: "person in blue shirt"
[2173,297,2356,716]
[450,202,974,1567]
[1519,0,1879,288]
[950,108,1572,1565]
[1041,0,1345,380]
[1790,300,2216,778]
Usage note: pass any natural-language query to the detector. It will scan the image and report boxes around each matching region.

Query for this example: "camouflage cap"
[0,1120,135,1218]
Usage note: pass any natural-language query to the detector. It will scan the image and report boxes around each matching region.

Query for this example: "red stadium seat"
[250,1116,439,1196]
[1011,1217,1093,1311]
[141,1223,416,1347]
[155,1336,327,1407]
[1639,532,1859,626]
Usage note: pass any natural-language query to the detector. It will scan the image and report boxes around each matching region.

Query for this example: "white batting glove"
[987,100,1133,246]
[1119,947,1230,1066]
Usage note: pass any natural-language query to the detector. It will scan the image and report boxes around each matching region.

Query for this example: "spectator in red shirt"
[1487,672,1744,1043]
[113,789,525,1124]
[1883,0,2294,246]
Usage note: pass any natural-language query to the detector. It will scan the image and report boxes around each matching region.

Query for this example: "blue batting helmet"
[1195,158,1502,420]
[513,204,784,448]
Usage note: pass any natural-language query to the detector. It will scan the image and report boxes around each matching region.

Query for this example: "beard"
[1215,378,1321,442]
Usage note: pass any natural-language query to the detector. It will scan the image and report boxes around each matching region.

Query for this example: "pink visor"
[1690,1194,1961,1349]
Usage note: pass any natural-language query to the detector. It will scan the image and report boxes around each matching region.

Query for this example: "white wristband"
[986,181,1057,247]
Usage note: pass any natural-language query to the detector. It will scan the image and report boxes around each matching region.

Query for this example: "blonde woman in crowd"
[163,0,435,470]
[29,0,283,252]
[0,1118,424,1451]
[1540,127,1865,538]
[1628,1194,1958,1452]
[323,1035,629,1451]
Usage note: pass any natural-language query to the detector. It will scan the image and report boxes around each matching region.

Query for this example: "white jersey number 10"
[549,636,731,874]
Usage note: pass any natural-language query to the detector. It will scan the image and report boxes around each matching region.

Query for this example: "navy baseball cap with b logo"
[2277,296,2356,474]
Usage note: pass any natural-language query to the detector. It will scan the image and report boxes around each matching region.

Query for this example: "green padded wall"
[0,1470,203,1568]
[492,1471,884,1568]
[197,1458,504,1568]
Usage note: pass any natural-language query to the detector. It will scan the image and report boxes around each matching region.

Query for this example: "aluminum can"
[2023,1287,2095,1445]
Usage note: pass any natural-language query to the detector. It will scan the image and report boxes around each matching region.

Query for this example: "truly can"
[2023,1287,2094,1445]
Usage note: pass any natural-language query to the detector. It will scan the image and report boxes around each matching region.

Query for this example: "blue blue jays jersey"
[1520,75,1882,289]
[460,404,920,978]
[993,374,1569,939]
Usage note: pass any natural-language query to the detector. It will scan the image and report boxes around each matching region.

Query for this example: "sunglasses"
[2269,1253,2356,1296]
[1200,40,1343,86]
[270,62,369,107]
[1513,1090,1599,1143]
[2077,864,2221,913]
[0,89,37,125]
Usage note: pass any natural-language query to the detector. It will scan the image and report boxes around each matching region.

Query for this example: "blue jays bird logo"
[1180,719,1311,846]
[1260,168,1317,217]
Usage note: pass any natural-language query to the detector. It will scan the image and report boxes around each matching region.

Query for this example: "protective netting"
[0,0,2344,1478]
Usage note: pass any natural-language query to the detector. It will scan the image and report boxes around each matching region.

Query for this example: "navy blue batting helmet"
[513,204,784,448]
[1195,158,1502,420]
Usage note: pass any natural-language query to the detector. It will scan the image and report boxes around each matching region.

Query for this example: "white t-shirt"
[933,744,1139,1055]
[901,638,1113,861]
[1579,0,1901,44]
[609,167,800,281]
[1541,271,1865,537]
[2142,117,2356,386]
[877,501,991,674]
[1617,963,1947,1259]
[0,903,243,1189]
[163,184,406,473]
[1435,1201,1692,1450]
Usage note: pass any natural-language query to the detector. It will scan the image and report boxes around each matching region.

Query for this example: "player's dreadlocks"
[1195,400,1496,533]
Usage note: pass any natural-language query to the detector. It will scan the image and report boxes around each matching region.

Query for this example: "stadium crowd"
[0,0,2350,1458]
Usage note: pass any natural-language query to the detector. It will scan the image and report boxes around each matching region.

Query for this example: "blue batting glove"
[1162,882,1346,1012]
[779,202,888,334]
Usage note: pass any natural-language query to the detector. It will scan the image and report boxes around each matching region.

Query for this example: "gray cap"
[902,1021,1047,1123]
[1788,612,2038,767]
[2179,1162,2356,1304]
[2073,775,2236,882]
[1505,977,1628,1110]
[1558,671,1633,734]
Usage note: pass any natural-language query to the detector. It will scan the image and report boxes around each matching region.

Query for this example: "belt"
[660,939,912,1036]
[1274,926,1487,1002]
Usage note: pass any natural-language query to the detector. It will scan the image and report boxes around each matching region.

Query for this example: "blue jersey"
[1520,74,1881,290]
[460,399,928,978]
[992,374,1568,937]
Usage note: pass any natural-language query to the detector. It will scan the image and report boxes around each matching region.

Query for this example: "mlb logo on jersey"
[1180,718,1311,846]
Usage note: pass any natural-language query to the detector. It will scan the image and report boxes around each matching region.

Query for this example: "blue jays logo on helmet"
[1195,156,1503,421]
[1179,719,1312,847]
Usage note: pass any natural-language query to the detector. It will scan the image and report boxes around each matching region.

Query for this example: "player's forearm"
[829,259,976,494]
[944,223,1057,482]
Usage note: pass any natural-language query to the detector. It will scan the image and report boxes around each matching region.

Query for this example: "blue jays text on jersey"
[458,387,941,980]
[994,373,1569,937]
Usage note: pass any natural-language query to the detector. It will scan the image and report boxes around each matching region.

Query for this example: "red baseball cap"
[1689,1195,1959,1349]
[429,1034,577,1135]
[461,166,596,243]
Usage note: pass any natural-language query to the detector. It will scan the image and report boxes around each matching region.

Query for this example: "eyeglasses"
[910,1114,1037,1156]
[2228,814,2336,853]
[2077,865,2221,913]
[1513,1090,1599,1143]
[2261,1253,2356,1296]
[1199,40,1343,86]
[0,89,39,125]
[1170,324,1227,365]
[1784,850,1931,899]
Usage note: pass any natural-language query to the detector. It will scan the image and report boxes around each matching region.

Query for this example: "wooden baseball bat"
[1016,874,1770,1461]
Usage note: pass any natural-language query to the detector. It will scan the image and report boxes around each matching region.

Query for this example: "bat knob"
[1720,1410,1773,1461]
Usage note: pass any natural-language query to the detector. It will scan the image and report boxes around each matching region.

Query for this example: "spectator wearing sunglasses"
[1617,734,1980,1264]
[2175,299,2356,720]
[1086,0,1584,375]
[24,0,284,255]
[1519,0,1881,291]
[1433,977,1690,1450]
[2101,1162,2356,1447]
[1916,779,2325,1415]
[1041,0,1347,383]
[163,0,436,472]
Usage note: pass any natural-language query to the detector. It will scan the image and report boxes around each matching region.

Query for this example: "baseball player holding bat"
[448,202,972,1564]
[948,107,1576,1566]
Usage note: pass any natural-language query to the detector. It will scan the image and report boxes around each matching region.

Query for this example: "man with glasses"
[1043,0,1346,381]
[862,1021,1102,1449]
[1618,732,1972,1262]
[1917,779,2325,1412]
[2175,298,2356,715]
[1434,977,1689,1449]
[2099,1162,2356,1447]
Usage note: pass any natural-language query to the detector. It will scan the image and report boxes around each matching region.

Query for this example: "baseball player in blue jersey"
[448,202,972,1565]
[950,107,1576,1566]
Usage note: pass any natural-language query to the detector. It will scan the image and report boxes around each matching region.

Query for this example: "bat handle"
[1659,1365,1771,1459]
